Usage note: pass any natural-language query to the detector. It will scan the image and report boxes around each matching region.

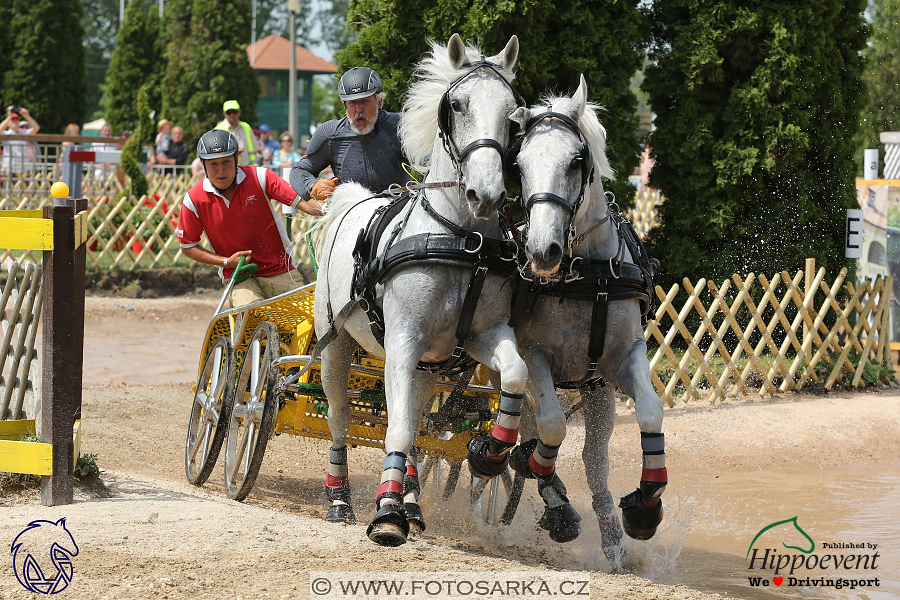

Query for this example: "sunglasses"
[225,110,239,115]
[280,138,292,143]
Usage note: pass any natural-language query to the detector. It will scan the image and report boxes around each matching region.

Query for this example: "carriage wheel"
[223,322,281,501]
[470,467,516,525]
[185,336,234,486]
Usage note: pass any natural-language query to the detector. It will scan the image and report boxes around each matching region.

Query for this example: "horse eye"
[450,100,463,112]
[570,157,582,170]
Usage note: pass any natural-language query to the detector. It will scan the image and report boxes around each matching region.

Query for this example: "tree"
[82,0,121,121]
[1,0,86,131]
[642,1,868,287]
[162,0,260,141]
[336,0,648,206]
[104,0,164,133]
[121,86,154,199]
[316,0,355,55]
[859,0,900,164]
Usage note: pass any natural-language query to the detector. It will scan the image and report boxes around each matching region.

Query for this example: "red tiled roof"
[247,35,337,73]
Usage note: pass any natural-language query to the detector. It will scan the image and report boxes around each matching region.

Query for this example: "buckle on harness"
[588,361,598,372]
[596,292,608,302]
[452,345,464,358]
[465,232,484,254]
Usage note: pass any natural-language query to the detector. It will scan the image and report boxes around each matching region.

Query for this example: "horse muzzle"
[526,242,564,277]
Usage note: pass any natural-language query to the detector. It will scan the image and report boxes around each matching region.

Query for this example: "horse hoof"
[326,503,356,524]
[369,522,408,546]
[404,502,426,537]
[508,439,539,479]
[619,489,663,540]
[598,514,626,563]
[366,503,409,547]
[538,504,582,543]
[466,437,509,479]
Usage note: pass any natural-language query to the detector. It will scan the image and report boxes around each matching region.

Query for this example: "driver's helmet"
[338,67,383,101]
[197,130,239,159]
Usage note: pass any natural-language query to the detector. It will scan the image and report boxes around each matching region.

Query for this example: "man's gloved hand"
[311,177,339,201]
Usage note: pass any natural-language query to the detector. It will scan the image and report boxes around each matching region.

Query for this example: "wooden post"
[804,258,815,369]
[68,198,87,421]
[40,204,77,506]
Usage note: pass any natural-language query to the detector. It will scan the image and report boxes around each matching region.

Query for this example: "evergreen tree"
[82,0,121,121]
[121,86,153,199]
[643,1,868,287]
[2,0,86,131]
[105,0,164,133]
[859,0,900,164]
[336,0,648,206]
[162,0,260,141]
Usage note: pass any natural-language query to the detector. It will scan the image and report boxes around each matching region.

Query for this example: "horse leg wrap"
[403,457,426,534]
[325,446,356,523]
[536,474,582,543]
[366,452,410,546]
[467,391,524,478]
[509,438,558,479]
[619,432,666,540]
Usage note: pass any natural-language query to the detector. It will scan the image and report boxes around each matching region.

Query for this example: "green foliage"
[162,0,260,141]
[1,0,86,131]
[82,0,121,122]
[643,1,868,289]
[75,453,102,480]
[121,87,152,199]
[105,0,165,133]
[336,0,648,208]
[312,77,340,126]
[813,350,898,389]
[858,0,900,168]
[316,0,356,54]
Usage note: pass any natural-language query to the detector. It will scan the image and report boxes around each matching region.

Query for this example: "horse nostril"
[466,189,480,204]
[547,242,563,264]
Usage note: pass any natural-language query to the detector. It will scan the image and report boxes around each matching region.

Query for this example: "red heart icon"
[773,577,783,586]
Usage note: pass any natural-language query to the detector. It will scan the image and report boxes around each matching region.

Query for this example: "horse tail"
[312,181,381,257]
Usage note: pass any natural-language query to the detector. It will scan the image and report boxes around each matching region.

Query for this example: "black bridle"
[438,59,526,169]
[514,111,597,249]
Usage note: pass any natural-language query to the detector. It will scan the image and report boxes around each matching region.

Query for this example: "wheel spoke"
[229,419,251,483]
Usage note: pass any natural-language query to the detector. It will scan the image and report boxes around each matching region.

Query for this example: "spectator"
[177,130,324,305]
[214,100,261,166]
[258,124,279,167]
[191,156,204,179]
[156,119,173,154]
[1,106,40,175]
[290,67,407,202]
[62,123,80,147]
[92,123,119,180]
[155,125,189,176]
[272,132,302,170]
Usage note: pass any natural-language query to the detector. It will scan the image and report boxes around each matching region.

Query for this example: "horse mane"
[399,39,517,169]
[311,181,384,257]
[530,95,616,183]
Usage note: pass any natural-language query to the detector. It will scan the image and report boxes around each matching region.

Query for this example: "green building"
[246,35,337,146]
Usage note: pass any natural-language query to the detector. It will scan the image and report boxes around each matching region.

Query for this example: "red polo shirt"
[178,165,302,281]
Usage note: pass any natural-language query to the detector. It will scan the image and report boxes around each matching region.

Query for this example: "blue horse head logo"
[11,518,79,594]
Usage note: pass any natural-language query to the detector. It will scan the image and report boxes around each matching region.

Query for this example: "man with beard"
[290,67,408,202]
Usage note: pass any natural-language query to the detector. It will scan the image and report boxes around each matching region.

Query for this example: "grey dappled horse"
[503,76,666,562]
[313,34,529,546]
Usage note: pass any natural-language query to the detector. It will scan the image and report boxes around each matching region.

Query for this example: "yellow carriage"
[184,263,514,516]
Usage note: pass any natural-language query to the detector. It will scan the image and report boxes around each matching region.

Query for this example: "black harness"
[351,191,519,374]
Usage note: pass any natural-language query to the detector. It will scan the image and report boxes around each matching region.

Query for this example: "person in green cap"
[215,100,261,166]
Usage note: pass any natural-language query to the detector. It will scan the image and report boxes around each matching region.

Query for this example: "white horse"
[313,34,529,547]
[501,76,666,562]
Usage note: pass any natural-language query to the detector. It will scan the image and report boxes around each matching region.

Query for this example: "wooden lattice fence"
[0,260,42,422]
[646,263,892,407]
[629,188,663,239]
[0,172,321,274]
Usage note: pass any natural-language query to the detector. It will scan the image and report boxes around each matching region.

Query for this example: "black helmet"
[338,67,383,101]
[197,130,239,159]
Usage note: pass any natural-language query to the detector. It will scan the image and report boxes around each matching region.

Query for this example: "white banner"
[310,571,591,600]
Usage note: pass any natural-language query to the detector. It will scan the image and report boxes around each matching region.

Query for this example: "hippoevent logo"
[10,518,79,594]
[745,516,880,591]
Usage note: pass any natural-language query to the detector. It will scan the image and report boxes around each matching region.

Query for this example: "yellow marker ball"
[51,182,70,199]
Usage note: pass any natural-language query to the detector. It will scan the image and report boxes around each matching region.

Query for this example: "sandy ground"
[2,292,899,599]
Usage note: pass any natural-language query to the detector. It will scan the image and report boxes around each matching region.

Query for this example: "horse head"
[510,75,615,276]
[401,33,521,220]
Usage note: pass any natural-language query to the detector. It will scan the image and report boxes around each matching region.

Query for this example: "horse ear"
[448,33,468,70]
[510,106,529,130]
[571,74,588,120]
[499,35,519,72]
